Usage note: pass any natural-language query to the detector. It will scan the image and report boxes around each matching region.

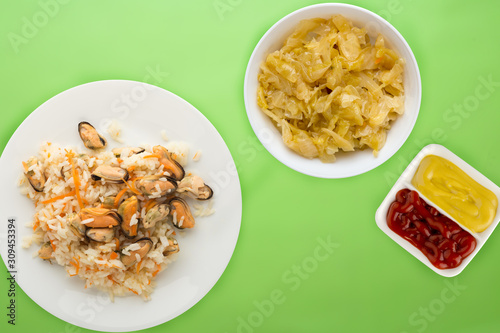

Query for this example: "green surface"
[1,0,500,332]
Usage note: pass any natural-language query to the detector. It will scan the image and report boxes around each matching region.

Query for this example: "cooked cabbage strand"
[257,15,405,162]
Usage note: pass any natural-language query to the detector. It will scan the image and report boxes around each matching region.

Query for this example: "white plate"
[244,3,421,178]
[375,144,500,277]
[0,80,242,331]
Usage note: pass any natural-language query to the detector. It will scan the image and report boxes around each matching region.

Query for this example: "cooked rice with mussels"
[20,123,214,300]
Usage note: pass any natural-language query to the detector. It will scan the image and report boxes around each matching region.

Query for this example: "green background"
[1,0,500,332]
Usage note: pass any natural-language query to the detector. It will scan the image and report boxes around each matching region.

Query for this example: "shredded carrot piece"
[375,57,383,64]
[49,239,56,251]
[113,237,120,249]
[110,252,118,260]
[41,190,76,204]
[72,170,83,208]
[107,276,117,284]
[69,257,80,275]
[66,152,84,209]
[147,279,151,285]
[172,230,176,235]
[127,288,139,295]
[22,161,29,172]
[152,264,161,277]
[114,188,128,208]
[143,154,160,159]
[123,179,141,195]
[192,152,199,160]
[136,260,143,274]
[33,219,39,231]
[145,199,156,212]
[127,165,136,173]
[117,158,123,163]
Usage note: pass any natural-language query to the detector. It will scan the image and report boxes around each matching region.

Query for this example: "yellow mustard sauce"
[411,155,498,233]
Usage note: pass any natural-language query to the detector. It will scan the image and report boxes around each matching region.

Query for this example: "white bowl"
[244,3,421,178]
[375,144,500,277]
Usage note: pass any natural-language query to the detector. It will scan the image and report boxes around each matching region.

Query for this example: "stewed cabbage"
[257,15,405,162]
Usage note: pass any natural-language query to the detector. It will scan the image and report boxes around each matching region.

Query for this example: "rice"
[129,214,138,226]
[192,150,201,162]
[192,200,216,217]
[165,141,190,166]
[160,129,169,142]
[106,120,124,143]
[21,139,214,301]
[126,243,141,252]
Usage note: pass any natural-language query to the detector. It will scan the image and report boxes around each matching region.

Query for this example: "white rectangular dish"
[375,144,500,277]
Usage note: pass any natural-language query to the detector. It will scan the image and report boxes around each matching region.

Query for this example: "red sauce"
[387,189,477,269]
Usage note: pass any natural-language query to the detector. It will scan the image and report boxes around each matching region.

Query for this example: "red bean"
[429,206,440,216]
[414,220,431,237]
[386,189,477,269]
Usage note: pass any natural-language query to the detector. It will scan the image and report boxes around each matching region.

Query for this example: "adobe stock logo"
[400,279,467,333]
[7,0,72,54]
[226,236,339,333]
[213,0,243,21]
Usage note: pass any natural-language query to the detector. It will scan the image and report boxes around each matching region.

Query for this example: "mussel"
[23,157,45,192]
[153,145,185,180]
[134,175,177,197]
[102,196,116,209]
[79,208,121,228]
[143,204,170,229]
[67,213,86,240]
[120,238,153,267]
[78,121,107,150]
[91,165,129,183]
[118,196,139,238]
[38,242,53,260]
[112,147,145,158]
[177,175,213,200]
[168,198,195,229]
[163,236,179,256]
[86,228,115,243]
